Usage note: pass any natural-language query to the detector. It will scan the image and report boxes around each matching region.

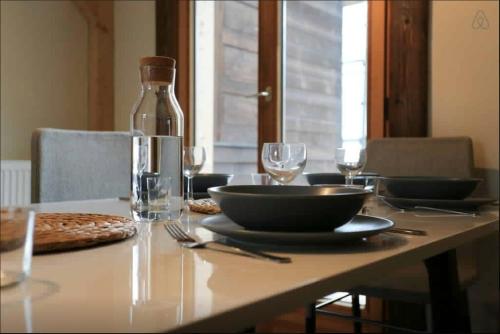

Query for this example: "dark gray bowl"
[208,185,371,232]
[184,173,233,194]
[380,176,481,200]
[305,172,378,186]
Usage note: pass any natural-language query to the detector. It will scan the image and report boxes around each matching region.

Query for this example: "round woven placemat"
[188,199,221,215]
[34,213,136,254]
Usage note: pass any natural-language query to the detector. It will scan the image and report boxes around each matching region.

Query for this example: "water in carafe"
[131,56,184,222]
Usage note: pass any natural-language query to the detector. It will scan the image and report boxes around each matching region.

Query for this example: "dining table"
[1,188,498,333]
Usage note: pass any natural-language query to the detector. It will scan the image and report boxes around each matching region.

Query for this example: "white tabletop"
[1,197,498,333]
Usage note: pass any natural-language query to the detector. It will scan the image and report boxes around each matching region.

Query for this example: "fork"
[413,206,477,217]
[386,227,427,236]
[164,222,291,263]
[377,197,477,217]
[361,206,427,236]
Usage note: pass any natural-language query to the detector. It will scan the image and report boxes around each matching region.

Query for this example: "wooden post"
[385,0,429,137]
[156,0,192,146]
[73,0,114,131]
[367,0,386,139]
[258,1,281,172]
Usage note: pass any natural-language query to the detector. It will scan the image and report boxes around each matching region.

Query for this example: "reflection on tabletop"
[1,279,59,333]
[1,195,497,333]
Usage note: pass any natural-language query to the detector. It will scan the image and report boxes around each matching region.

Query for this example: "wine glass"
[335,147,367,186]
[261,143,307,185]
[184,146,206,204]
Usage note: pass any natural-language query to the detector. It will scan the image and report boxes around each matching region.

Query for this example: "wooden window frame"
[385,0,429,137]
[156,0,193,146]
[257,1,387,170]
[257,0,282,172]
[156,0,281,169]
[154,0,429,149]
[155,0,389,168]
[368,0,386,139]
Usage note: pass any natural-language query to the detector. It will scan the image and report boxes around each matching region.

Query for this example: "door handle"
[244,86,272,102]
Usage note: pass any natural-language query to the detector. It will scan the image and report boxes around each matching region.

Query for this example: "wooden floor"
[256,301,383,333]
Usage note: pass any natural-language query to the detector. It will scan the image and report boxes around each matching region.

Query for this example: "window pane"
[283,1,368,172]
[194,0,259,173]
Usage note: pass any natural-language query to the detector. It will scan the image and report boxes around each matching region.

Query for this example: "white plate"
[200,214,394,245]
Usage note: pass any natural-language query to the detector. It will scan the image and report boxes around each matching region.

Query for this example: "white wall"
[430,0,499,197]
[430,3,499,332]
[0,1,88,160]
[0,0,155,160]
[114,0,156,131]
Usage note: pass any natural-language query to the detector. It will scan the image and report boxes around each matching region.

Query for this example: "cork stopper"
[139,56,176,84]
[140,56,176,68]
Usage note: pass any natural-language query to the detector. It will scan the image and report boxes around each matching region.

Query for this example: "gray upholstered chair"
[31,128,131,203]
[318,137,478,332]
[364,136,474,178]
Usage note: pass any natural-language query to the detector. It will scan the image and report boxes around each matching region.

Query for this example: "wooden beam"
[367,0,386,139]
[156,0,192,146]
[73,0,114,131]
[258,1,281,172]
[385,0,429,137]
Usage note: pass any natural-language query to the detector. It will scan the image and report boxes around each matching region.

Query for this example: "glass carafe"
[131,56,184,222]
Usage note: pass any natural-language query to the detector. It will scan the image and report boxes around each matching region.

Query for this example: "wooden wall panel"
[385,0,429,137]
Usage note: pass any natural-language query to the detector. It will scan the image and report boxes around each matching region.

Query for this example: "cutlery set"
[413,206,477,217]
[386,227,427,236]
[378,197,478,217]
[164,222,291,263]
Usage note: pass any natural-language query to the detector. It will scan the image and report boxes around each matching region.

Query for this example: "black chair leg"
[352,294,362,334]
[305,302,316,333]
[425,249,471,333]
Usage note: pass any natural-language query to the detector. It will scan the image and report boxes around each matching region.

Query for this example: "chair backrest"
[364,137,482,290]
[31,128,131,203]
[364,137,474,178]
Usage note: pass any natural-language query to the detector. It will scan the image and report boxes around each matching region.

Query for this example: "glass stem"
[346,175,354,185]
[187,176,193,202]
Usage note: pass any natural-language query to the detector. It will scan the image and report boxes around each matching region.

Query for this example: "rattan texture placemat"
[34,213,136,254]
[188,199,221,215]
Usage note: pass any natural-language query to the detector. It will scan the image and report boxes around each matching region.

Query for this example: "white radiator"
[0,160,31,207]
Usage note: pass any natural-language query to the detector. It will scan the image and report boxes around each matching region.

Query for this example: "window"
[195,1,259,173]
[283,1,368,172]
[194,0,372,174]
